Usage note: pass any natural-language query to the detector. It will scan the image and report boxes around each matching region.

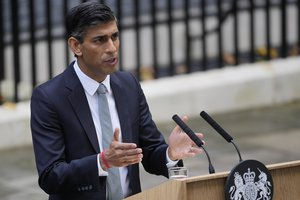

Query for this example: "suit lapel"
[65,65,100,153]
[64,67,134,153]
[110,75,132,143]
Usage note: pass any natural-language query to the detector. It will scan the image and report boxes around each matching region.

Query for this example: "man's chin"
[105,65,118,74]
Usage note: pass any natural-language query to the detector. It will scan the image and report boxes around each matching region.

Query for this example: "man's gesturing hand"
[102,128,143,169]
[168,116,204,161]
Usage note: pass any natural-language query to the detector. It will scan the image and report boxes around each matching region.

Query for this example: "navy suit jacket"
[31,63,180,200]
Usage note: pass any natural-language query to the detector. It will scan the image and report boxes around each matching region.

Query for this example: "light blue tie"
[97,83,123,200]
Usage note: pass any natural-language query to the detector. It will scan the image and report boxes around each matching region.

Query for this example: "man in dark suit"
[30,2,204,200]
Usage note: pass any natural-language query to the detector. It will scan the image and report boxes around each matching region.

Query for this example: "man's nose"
[106,39,118,53]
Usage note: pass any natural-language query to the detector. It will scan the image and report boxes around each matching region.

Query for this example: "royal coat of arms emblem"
[225,160,273,200]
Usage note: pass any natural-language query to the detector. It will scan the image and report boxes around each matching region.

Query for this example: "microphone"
[172,114,215,174]
[200,111,243,162]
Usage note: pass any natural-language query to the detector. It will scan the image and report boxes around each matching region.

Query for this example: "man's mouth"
[104,57,118,65]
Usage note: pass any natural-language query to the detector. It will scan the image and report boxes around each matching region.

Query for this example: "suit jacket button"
[89,185,93,190]
[78,187,81,192]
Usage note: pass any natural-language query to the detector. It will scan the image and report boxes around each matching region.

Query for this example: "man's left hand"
[167,115,204,161]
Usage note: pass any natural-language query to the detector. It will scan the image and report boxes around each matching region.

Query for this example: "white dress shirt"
[73,60,177,197]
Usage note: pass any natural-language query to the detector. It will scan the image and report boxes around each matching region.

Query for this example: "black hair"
[66,1,116,43]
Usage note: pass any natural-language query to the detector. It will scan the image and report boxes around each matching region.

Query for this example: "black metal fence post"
[64,0,70,67]
[201,0,207,71]
[29,0,37,89]
[0,0,4,103]
[46,0,53,79]
[151,0,158,78]
[265,0,271,60]
[11,0,20,102]
[281,0,288,58]
[116,0,123,71]
[0,0,4,80]
[233,0,239,65]
[217,0,224,68]
[298,0,300,50]
[249,0,255,63]
[167,0,175,76]
[184,0,191,73]
[134,0,141,80]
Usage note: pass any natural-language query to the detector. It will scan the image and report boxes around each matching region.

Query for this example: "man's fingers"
[110,128,142,167]
[113,128,120,142]
[189,146,203,154]
[112,128,138,149]
[194,133,205,145]
[113,142,137,150]
[195,133,204,138]
[119,148,143,164]
[111,149,143,167]
[122,153,143,162]
[121,153,143,165]
[182,115,189,123]
[183,146,203,158]
[125,148,142,155]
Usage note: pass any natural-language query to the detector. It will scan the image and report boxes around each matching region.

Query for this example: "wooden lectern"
[125,160,300,200]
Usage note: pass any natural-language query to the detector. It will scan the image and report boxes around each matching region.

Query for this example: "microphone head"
[172,114,179,121]
[172,114,203,147]
[200,111,233,142]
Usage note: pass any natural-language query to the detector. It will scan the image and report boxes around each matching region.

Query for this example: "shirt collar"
[73,60,111,96]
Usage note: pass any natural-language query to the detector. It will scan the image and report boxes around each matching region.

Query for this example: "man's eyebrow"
[92,31,119,39]
[93,35,108,39]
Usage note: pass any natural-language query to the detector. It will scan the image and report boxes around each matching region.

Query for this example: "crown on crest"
[243,168,255,183]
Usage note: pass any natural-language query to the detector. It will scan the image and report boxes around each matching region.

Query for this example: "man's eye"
[95,37,108,43]
[111,33,119,41]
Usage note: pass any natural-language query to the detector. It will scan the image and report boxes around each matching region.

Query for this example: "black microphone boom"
[172,114,215,174]
[200,111,233,142]
[200,111,243,162]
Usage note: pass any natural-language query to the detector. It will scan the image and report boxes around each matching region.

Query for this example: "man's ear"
[68,37,82,57]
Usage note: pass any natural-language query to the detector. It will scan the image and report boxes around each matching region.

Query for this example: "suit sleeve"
[30,86,103,194]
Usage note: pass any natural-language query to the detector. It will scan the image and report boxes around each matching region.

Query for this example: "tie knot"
[97,83,108,94]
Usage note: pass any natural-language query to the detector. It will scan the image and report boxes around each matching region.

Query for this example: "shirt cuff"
[166,147,179,168]
[97,154,108,176]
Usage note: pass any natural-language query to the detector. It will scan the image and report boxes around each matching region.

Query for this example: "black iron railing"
[0,0,300,103]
